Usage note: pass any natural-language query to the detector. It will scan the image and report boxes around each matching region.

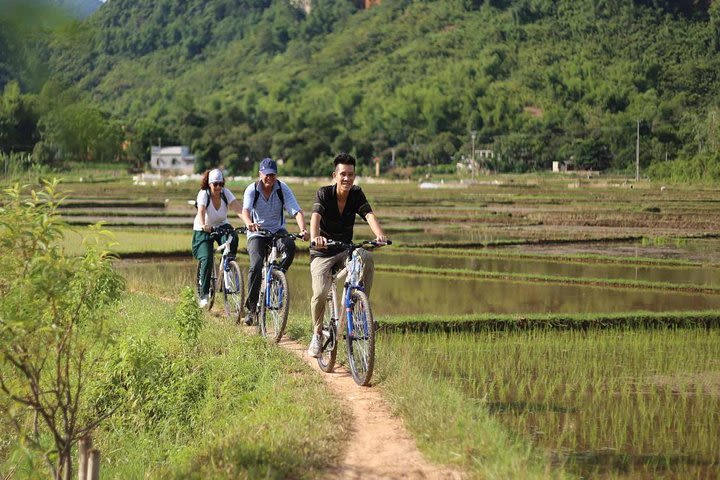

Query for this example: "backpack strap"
[205,188,228,208]
[252,180,286,225]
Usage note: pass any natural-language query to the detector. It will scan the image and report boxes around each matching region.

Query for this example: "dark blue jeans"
[245,229,296,312]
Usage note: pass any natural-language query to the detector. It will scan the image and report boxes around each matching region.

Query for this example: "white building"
[150,146,195,173]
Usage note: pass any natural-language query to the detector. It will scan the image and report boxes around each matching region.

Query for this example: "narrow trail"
[273,335,464,480]
[145,291,463,478]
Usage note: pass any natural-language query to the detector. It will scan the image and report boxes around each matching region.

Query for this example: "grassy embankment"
[1,289,347,479]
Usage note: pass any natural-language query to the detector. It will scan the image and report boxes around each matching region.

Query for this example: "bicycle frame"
[255,230,298,312]
[332,249,364,339]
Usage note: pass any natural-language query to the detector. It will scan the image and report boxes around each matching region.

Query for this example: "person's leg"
[191,230,213,296]
[310,252,345,335]
[245,236,267,313]
[224,228,240,258]
[276,231,297,271]
[356,248,375,296]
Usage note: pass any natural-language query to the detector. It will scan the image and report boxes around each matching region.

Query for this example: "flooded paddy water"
[118,257,720,317]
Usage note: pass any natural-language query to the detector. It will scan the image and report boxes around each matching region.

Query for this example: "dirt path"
[274,335,464,480]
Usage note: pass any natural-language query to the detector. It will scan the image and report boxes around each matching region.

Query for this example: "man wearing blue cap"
[241,157,308,325]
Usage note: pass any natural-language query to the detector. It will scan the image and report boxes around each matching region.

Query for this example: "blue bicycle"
[253,229,303,343]
[312,239,391,386]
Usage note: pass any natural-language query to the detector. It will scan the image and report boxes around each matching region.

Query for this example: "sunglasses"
[211,182,224,187]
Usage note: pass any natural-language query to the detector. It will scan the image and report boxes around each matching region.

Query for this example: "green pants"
[191,229,239,296]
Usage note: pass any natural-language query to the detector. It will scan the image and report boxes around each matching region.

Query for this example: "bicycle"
[195,225,246,322]
[252,229,304,343]
[311,239,391,386]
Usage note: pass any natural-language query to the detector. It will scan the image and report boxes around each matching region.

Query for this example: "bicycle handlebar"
[210,225,247,238]
[310,239,392,250]
[248,227,306,241]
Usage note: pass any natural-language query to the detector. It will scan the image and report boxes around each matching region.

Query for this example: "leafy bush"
[0,180,125,479]
[91,336,206,431]
[174,286,203,347]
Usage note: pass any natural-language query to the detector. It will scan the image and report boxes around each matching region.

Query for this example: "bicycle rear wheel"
[196,258,215,311]
[258,269,289,343]
[317,288,338,372]
[346,290,375,386]
[222,260,244,323]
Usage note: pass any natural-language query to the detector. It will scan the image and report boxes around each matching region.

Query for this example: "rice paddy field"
[44,173,720,477]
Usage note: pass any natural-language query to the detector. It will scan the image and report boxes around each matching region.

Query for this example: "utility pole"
[635,119,640,181]
[471,130,477,177]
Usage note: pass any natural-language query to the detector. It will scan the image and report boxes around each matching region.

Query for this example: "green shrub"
[174,286,203,347]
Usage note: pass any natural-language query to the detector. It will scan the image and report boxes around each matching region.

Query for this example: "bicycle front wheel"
[345,290,375,386]
[317,288,338,373]
[222,260,244,323]
[258,269,289,343]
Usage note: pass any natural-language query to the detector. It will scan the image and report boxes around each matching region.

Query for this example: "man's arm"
[241,207,261,232]
[294,211,309,240]
[365,212,387,243]
[310,211,326,247]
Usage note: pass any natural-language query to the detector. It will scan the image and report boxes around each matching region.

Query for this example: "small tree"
[0,180,125,479]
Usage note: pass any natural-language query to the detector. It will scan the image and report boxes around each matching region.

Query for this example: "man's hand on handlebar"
[299,229,309,241]
[375,234,388,243]
[246,222,261,232]
[311,236,328,249]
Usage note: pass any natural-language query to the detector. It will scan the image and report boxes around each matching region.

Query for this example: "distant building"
[290,0,379,12]
[150,146,195,173]
[552,161,575,173]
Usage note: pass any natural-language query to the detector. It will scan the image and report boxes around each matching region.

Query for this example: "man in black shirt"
[308,153,388,358]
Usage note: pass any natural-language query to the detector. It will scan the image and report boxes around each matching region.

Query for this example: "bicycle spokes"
[346,290,375,386]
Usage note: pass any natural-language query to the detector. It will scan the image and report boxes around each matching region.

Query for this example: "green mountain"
[6,0,720,179]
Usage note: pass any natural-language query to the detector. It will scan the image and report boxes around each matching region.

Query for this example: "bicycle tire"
[346,290,375,386]
[317,288,338,373]
[196,258,215,311]
[258,269,289,343]
[222,260,244,323]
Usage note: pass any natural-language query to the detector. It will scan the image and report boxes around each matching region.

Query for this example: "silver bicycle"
[195,225,246,321]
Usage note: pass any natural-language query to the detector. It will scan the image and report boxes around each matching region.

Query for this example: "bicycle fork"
[262,265,284,311]
[344,288,369,341]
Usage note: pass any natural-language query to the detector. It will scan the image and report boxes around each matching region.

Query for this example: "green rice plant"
[375,327,720,479]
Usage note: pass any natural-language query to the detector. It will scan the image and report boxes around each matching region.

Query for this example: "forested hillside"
[2,0,720,180]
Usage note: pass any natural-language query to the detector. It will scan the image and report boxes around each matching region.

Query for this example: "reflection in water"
[374,251,720,287]
[118,259,720,317]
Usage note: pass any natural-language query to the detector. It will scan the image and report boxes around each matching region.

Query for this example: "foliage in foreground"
[2,292,346,479]
[0,181,125,479]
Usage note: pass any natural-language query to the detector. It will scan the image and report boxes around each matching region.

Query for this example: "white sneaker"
[307,334,322,358]
[198,295,208,308]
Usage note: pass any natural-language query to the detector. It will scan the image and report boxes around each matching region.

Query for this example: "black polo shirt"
[311,184,373,258]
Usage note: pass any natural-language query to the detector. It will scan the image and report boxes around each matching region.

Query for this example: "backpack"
[194,188,228,209]
[252,180,286,225]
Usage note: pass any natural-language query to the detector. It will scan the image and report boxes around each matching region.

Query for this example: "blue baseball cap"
[259,158,278,175]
